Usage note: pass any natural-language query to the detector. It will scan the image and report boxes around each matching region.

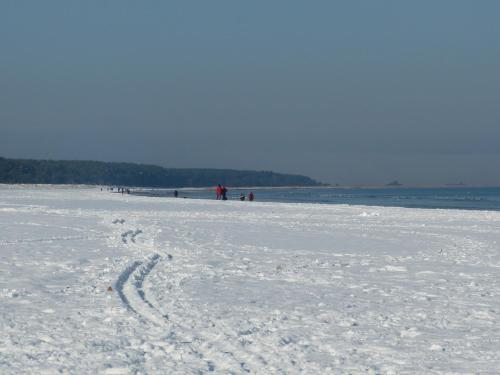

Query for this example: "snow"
[1,185,500,374]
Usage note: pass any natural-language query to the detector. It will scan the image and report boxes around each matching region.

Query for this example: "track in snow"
[115,253,169,326]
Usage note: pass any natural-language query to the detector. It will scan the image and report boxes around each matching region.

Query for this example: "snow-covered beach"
[1,186,500,374]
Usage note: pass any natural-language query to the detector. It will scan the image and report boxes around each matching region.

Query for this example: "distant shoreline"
[2,183,500,191]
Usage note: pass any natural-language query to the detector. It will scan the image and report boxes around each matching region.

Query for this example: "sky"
[1,1,499,185]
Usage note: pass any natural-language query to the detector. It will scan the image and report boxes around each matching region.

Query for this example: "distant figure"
[248,192,254,201]
[216,184,222,200]
[174,190,178,198]
[221,186,228,201]
[239,193,246,201]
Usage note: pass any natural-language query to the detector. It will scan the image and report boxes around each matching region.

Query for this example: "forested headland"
[0,157,322,188]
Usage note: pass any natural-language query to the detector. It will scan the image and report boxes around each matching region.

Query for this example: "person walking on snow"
[216,184,222,200]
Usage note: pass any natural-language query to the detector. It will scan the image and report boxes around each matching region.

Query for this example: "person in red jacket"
[248,192,254,201]
[216,184,222,200]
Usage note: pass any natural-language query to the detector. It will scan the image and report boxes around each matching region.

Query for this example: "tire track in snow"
[115,260,142,315]
[115,254,168,326]
[114,252,223,372]
[110,216,168,324]
[133,254,169,321]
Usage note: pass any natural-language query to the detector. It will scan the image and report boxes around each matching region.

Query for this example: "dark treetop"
[0,157,321,188]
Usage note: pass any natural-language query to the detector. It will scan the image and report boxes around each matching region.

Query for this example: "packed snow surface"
[1,186,500,374]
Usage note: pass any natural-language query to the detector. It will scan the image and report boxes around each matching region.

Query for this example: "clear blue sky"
[1,1,499,185]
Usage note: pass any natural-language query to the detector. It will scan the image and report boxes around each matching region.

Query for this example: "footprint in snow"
[121,229,143,243]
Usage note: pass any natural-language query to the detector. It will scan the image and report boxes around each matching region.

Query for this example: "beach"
[1,186,500,374]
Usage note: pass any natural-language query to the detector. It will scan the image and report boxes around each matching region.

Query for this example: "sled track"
[116,260,142,315]
[116,253,168,325]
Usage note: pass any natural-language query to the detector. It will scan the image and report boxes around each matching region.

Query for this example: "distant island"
[386,180,402,186]
[0,157,322,188]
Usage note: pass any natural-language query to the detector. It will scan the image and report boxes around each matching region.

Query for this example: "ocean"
[132,186,500,211]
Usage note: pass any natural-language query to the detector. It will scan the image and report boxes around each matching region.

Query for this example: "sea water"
[133,186,500,211]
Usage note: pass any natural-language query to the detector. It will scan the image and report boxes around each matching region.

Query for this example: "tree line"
[0,157,321,188]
